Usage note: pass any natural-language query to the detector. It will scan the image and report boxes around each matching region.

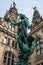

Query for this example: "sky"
[0,0,43,23]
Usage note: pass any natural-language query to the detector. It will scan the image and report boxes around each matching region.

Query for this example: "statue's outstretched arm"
[4,18,22,25]
[23,18,31,29]
[10,20,21,25]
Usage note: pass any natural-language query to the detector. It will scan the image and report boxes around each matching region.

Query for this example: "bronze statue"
[4,14,36,65]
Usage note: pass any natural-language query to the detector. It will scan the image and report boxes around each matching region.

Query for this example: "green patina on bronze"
[4,2,36,65]
[13,1,16,7]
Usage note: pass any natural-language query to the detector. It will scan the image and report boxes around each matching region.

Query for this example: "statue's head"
[19,13,26,20]
[19,13,31,28]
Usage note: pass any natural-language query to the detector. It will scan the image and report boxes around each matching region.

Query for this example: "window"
[36,48,43,55]
[36,38,43,55]
[15,42,17,49]
[36,44,40,49]
[36,40,40,44]
[12,40,18,49]
[4,37,7,44]
[9,23,15,32]
[9,23,11,29]
[11,25,15,32]
[40,38,43,43]
[3,51,14,65]
[36,38,40,49]
[7,38,10,45]
[36,49,40,55]
[12,40,15,48]
[40,43,43,48]
[41,48,43,54]
[3,36,10,45]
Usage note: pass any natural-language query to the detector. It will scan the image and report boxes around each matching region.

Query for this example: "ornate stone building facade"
[29,8,43,65]
[0,5,20,65]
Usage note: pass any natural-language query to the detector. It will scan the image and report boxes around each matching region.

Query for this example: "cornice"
[0,27,16,38]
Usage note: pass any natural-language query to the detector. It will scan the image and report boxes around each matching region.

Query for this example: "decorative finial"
[10,4,12,8]
[33,7,36,10]
[13,1,16,7]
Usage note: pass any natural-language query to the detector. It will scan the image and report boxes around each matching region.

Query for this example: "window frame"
[3,51,14,65]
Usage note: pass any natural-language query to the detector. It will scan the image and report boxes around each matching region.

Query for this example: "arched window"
[3,51,14,65]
